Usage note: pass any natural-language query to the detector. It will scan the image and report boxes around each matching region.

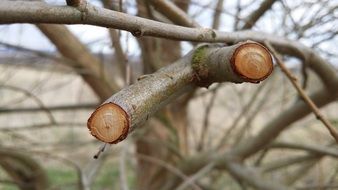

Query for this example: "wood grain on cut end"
[231,42,273,82]
[87,103,129,144]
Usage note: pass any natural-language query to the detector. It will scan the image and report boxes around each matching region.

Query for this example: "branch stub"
[87,103,129,144]
[231,42,273,82]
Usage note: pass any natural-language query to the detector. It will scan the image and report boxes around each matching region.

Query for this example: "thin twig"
[0,84,56,124]
[93,143,107,159]
[211,0,224,29]
[265,41,338,144]
[197,89,218,151]
[135,153,203,190]
[175,162,216,190]
[119,143,129,190]
[216,82,267,149]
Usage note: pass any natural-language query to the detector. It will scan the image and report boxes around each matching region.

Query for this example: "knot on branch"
[132,29,144,38]
[66,0,88,21]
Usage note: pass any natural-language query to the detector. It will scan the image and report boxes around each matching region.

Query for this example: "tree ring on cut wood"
[231,42,273,82]
[87,103,129,144]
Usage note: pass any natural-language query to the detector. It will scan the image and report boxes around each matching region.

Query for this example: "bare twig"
[0,122,85,131]
[212,0,224,29]
[37,24,119,101]
[262,154,321,173]
[233,0,242,30]
[175,162,216,190]
[135,153,203,190]
[0,84,56,124]
[148,0,200,28]
[284,158,321,185]
[0,103,97,113]
[217,82,267,148]
[82,151,108,190]
[241,0,277,29]
[119,143,129,190]
[197,88,218,151]
[265,41,338,144]
[102,0,128,81]
[0,1,336,90]
[224,157,289,190]
[269,142,338,158]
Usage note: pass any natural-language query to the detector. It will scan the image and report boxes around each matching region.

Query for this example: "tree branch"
[102,0,128,81]
[0,148,50,190]
[265,41,338,144]
[231,86,337,160]
[136,153,203,190]
[0,122,85,132]
[224,157,289,190]
[148,0,200,28]
[262,154,321,173]
[212,0,224,29]
[87,42,273,143]
[0,103,97,113]
[36,24,120,100]
[0,84,56,124]
[1,1,335,89]
[269,142,338,158]
[241,0,277,29]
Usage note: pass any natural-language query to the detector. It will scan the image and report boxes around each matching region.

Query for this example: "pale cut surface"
[87,103,129,143]
[232,43,273,81]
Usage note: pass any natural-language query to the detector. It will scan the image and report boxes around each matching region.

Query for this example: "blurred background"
[0,0,337,189]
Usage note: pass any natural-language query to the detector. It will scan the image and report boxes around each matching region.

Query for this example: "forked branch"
[87,41,273,144]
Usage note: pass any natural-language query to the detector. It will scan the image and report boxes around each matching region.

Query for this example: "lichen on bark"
[191,44,211,86]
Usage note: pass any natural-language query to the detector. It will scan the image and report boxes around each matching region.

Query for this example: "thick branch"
[87,41,273,143]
